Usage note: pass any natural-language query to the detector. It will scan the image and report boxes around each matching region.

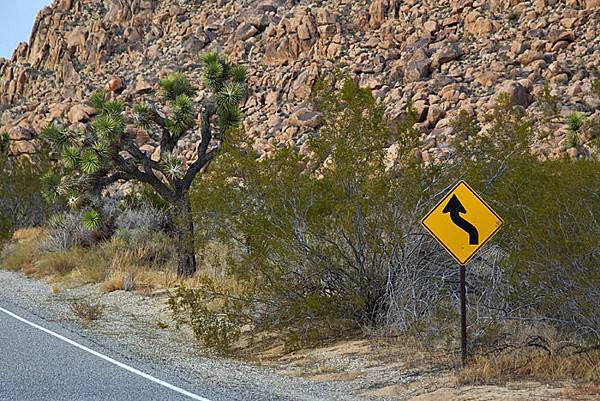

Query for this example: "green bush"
[169,282,248,350]
[454,95,600,344]
[190,78,446,347]
[0,131,8,154]
[181,78,599,350]
[0,153,49,241]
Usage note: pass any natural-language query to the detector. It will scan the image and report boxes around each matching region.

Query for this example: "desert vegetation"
[38,50,246,277]
[1,62,599,386]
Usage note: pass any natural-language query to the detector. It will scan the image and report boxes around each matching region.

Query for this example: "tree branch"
[181,103,216,191]
[112,152,177,203]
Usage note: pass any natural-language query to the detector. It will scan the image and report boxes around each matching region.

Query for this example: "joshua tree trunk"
[173,196,197,277]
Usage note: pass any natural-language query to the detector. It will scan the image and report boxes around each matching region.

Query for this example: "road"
[0,271,363,401]
[0,304,223,401]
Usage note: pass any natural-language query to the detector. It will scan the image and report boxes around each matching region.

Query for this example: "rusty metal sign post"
[421,180,503,366]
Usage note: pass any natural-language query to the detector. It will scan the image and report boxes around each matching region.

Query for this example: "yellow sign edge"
[420,180,504,266]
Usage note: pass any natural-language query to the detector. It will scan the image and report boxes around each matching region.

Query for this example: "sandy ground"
[0,270,596,401]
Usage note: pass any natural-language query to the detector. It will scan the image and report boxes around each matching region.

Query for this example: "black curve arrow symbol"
[442,195,479,245]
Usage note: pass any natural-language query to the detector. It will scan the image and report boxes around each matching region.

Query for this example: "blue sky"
[0,1,53,59]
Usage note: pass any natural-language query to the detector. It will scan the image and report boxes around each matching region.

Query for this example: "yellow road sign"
[421,180,503,265]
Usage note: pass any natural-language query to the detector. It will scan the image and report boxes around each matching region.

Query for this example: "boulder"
[519,50,544,66]
[106,77,125,93]
[8,125,34,141]
[404,58,430,82]
[133,77,154,94]
[314,8,336,25]
[548,30,575,45]
[586,0,600,8]
[427,105,446,127]
[289,108,323,128]
[465,13,495,36]
[497,81,533,108]
[68,104,96,124]
[235,23,259,41]
[432,43,463,69]
[183,35,207,52]
[424,20,438,33]
[10,140,37,155]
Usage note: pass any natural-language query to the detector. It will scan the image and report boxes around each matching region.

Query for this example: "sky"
[0,0,53,59]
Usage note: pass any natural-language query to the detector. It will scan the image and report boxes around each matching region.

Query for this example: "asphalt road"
[0,304,222,401]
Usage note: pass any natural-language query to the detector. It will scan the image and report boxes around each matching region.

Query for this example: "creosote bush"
[169,282,248,349]
[185,78,446,348]
[0,153,50,241]
[170,77,600,359]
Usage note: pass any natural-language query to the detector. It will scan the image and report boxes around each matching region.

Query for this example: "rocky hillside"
[0,0,598,163]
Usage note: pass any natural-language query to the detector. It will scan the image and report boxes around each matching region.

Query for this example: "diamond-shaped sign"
[421,180,503,265]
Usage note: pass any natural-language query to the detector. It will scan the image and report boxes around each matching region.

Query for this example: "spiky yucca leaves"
[61,145,80,169]
[47,212,65,229]
[80,148,101,174]
[66,192,82,209]
[160,72,196,102]
[81,209,101,230]
[92,114,125,141]
[229,65,247,84]
[90,91,110,110]
[41,123,72,150]
[40,170,61,203]
[38,50,247,276]
[41,90,124,231]
[567,112,585,133]
[165,94,195,137]
[163,156,184,179]
[215,83,245,113]
[200,51,246,136]
[200,50,227,92]
[133,103,154,129]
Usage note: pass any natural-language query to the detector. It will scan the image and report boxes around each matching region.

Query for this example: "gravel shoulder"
[0,270,587,401]
[0,270,388,401]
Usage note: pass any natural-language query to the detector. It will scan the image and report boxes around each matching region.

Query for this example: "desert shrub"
[114,206,169,232]
[43,211,94,251]
[488,158,600,342]
[0,153,49,241]
[119,183,170,211]
[70,299,104,322]
[0,232,47,272]
[169,282,248,349]
[450,96,600,345]
[188,78,453,347]
[458,333,600,385]
[112,228,175,266]
[182,79,600,354]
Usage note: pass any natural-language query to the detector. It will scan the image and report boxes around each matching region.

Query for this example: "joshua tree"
[40,50,246,276]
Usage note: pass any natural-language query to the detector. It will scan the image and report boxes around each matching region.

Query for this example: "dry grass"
[458,348,600,385]
[1,227,240,296]
[1,229,183,291]
[11,227,46,242]
[34,248,86,276]
[0,239,44,272]
[101,273,127,292]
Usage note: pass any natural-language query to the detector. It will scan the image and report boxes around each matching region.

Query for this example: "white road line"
[0,306,212,401]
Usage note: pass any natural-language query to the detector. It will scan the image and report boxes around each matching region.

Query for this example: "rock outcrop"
[0,0,598,161]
